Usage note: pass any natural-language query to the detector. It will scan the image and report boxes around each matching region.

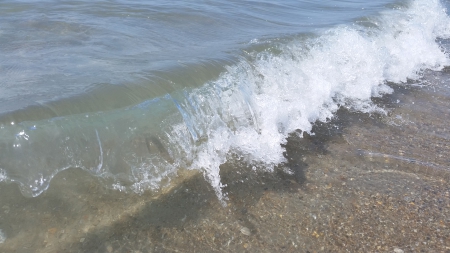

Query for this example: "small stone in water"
[240,227,251,236]
[47,227,57,236]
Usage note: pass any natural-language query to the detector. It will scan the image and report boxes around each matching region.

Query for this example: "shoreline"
[0,72,449,252]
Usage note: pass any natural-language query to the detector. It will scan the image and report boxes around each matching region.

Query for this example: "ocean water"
[0,0,449,200]
[0,0,450,246]
[0,0,450,251]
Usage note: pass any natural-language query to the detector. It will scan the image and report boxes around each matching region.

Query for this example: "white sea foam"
[165,0,450,201]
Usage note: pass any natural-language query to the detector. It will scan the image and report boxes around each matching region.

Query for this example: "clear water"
[0,0,449,199]
[0,0,450,251]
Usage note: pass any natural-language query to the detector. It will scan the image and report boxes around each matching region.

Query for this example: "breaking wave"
[0,0,449,202]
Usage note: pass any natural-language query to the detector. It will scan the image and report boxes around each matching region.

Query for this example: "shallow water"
[0,0,450,251]
[0,68,450,252]
[0,68,449,252]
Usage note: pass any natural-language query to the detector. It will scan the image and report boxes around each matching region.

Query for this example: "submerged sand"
[0,70,449,252]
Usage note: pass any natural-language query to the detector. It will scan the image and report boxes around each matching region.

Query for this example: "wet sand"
[0,70,449,252]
